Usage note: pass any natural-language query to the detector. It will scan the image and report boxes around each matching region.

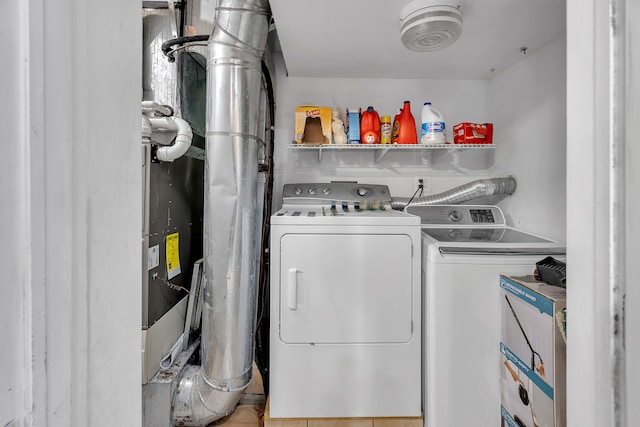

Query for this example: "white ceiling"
[269,0,566,80]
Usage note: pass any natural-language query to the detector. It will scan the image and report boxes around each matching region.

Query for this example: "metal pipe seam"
[215,27,266,57]
[197,359,253,392]
[215,6,270,14]
[195,368,251,414]
[207,130,263,141]
[208,58,264,73]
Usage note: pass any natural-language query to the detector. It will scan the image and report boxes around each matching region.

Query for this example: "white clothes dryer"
[405,205,565,427]
[270,182,422,419]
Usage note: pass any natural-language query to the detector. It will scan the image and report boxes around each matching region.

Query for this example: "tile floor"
[214,367,422,427]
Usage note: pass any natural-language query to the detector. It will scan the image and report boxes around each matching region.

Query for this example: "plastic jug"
[360,106,381,144]
[421,102,446,144]
[392,101,418,144]
[391,109,401,139]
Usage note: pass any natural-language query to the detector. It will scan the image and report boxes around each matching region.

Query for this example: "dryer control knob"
[448,210,463,222]
[308,187,317,195]
[357,187,369,197]
[322,188,331,196]
[292,187,302,196]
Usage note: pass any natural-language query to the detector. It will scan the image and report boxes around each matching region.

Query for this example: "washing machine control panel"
[405,205,506,226]
[448,210,463,222]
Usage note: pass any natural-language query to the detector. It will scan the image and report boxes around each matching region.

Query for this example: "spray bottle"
[380,115,392,144]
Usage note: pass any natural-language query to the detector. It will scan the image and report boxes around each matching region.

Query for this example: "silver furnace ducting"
[172,1,271,425]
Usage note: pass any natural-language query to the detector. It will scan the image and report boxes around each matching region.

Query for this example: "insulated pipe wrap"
[390,176,517,209]
[172,0,270,425]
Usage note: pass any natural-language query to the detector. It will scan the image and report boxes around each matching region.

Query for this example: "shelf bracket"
[373,147,391,163]
[430,148,452,163]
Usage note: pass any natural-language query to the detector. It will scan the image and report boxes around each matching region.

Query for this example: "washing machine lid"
[408,204,564,255]
[422,227,551,244]
[422,227,565,255]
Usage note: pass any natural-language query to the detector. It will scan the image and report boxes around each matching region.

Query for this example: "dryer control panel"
[282,182,392,209]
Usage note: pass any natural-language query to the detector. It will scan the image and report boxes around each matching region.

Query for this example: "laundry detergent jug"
[360,106,381,144]
[392,101,417,144]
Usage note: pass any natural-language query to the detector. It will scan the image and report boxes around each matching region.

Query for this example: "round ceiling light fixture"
[400,0,464,52]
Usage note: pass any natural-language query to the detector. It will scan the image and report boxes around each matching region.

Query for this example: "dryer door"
[279,233,414,344]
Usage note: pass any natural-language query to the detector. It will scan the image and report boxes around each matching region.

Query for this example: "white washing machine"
[405,205,565,427]
[270,182,422,419]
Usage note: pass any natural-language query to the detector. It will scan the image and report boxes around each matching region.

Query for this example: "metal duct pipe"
[390,176,517,210]
[172,1,270,426]
[142,10,179,107]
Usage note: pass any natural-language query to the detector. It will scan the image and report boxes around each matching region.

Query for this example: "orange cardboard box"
[295,106,332,144]
[453,122,493,144]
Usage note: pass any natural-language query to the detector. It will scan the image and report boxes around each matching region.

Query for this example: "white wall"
[488,36,567,240]
[567,0,640,425]
[2,2,634,426]
[272,37,567,243]
[1,0,29,423]
[1,1,142,426]
[272,61,492,209]
[566,1,611,424]
[625,1,640,423]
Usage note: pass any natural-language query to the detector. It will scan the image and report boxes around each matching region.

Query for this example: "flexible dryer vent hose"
[390,176,517,210]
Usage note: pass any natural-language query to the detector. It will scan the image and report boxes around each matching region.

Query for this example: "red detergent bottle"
[360,106,381,144]
[392,101,418,144]
[391,109,401,143]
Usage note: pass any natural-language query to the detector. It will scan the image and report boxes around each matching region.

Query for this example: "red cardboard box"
[453,122,493,144]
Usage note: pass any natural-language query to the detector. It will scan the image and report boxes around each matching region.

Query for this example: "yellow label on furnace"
[166,232,181,279]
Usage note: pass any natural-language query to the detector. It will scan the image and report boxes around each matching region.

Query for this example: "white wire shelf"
[289,142,495,163]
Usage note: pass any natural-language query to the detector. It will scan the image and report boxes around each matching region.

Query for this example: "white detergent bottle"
[421,102,446,144]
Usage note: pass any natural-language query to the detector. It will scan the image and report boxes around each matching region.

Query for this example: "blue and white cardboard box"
[499,275,566,427]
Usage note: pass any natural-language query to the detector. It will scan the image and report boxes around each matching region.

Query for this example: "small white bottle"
[421,102,446,144]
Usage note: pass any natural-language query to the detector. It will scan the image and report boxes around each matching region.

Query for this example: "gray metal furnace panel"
[142,135,204,328]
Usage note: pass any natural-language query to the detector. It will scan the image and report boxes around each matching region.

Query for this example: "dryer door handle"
[288,267,298,310]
